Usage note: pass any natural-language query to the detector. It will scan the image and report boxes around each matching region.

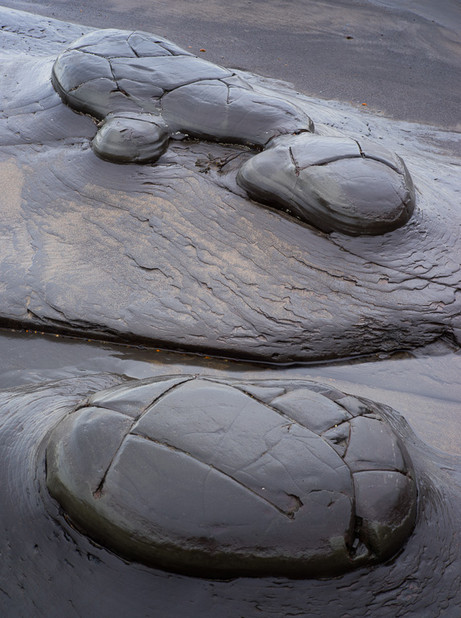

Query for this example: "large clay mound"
[46,376,417,577]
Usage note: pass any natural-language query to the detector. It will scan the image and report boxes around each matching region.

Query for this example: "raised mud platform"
[0,9,459,363]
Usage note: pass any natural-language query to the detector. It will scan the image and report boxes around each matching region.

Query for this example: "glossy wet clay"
[52,28,414,236]
[0,8,460,614]
[46,376,417,577]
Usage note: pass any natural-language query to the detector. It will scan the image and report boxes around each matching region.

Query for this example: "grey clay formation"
[52,29,415,236]
[2,18,458,363]
[46,376,417,577]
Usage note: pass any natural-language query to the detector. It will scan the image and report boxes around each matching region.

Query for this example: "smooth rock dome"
[237,134,416,235]
[92,112,169,163]
[46,376,417,578]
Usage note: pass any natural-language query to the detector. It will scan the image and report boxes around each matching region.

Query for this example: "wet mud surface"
[0,3,460,616]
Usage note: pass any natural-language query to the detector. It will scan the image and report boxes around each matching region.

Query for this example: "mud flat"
[0,5,460,616]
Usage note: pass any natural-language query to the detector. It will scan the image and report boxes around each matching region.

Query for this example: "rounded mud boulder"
[237,134,416,235]
[92,112,169,163]
[46,376,417,578]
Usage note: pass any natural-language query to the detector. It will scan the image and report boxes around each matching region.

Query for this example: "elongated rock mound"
[51,28,414,236]
[46,376,417,578]
[51,29,313,151]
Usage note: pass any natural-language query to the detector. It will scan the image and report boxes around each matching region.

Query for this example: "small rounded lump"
[92,112,169,163]
[46,376,417,578]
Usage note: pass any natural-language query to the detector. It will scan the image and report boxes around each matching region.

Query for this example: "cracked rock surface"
[46,376,417,577]
[52,28,313,151]
[51,28,414,236]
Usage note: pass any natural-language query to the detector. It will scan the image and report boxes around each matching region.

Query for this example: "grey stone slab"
[353,470,417,557]
[110,56,231,91]
[57,77,132,119]
[162,80,311,146]
[52,49,113,93]
[271,387,351,434]
[88,375,192,418]
[289,134,360,168]
[133,380,351,512]
[47,405,133,494]
[344,416,407,473]
[128,31,194,57]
